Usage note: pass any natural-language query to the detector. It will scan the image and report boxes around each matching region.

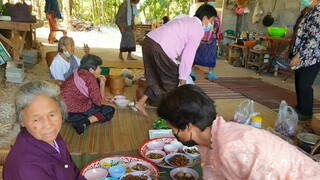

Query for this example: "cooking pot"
[262,12,274,27]
[236,38,244,45]
[297,133,320,154]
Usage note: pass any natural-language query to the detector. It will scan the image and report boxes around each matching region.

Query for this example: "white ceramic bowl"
[146,141,165,150]
[128,161,151,175]
[164,144,179,154]
[170,167,199,180]
[114,99,130,107]
[170,141,184,150]
[165,153,193,167]
[120,172,152,180]
[114,95,127,100]
[108,165,126,178]
[83,167,109,180]
[182,146,200,159]
[145,149,166,164]
[99,157,123,169]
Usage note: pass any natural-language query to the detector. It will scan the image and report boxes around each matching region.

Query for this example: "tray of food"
[139,137,200,169]
[81,156,159,180]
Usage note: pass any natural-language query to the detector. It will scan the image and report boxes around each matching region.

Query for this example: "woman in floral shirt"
[289,0,320,120]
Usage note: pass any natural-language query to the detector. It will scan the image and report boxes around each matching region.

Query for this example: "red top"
[61,69,102,113]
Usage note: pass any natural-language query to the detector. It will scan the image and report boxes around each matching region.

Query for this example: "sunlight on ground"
[36,26,143,58]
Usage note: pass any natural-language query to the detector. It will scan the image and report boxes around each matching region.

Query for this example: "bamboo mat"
[212,77,320,113]
[61,108,158,154]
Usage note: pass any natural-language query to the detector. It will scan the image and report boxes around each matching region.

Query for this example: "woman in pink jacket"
[136,4,217,116]
[157,84,320,179]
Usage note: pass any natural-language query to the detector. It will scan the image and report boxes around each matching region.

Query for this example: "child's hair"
[162,16,169,24]
[194,4,217,21]
[157,84,217,131]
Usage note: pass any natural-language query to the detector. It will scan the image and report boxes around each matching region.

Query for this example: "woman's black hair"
[194,4,217,21]
[79,54,102,70]
[157,84,217,132]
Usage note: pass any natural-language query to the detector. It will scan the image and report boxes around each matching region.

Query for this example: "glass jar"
[251,116,262,128]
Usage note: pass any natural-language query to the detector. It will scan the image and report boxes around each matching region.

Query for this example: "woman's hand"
[97,75,106,87]
[289,55,301,67]
[83,43,90,55]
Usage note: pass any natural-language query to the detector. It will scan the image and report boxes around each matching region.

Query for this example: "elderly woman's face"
[21,94,63,146]
[63,38,75,56]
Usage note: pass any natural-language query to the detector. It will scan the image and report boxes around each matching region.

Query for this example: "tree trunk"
[91,0,95,23]
[101,0,105,24]
[63,0,70,29]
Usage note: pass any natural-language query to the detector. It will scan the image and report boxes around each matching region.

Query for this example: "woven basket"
[0,147,11,178]
[311,113,320,135]
[45,51,57,67]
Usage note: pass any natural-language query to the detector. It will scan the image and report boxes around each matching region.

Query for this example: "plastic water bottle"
[274,64,278,76]
[251,116,263,128]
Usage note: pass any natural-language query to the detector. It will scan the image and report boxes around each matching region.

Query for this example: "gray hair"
[15,81,68,124]
[57,36,73,53]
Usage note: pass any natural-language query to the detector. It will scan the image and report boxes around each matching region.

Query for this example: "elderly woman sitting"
[50,36,90,81]
[61,54,115,135]
[3,81,85,179]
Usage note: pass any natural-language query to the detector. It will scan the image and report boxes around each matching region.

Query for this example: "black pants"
[295,63,320,116]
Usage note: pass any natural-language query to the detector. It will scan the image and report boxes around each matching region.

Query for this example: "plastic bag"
[233,99,259,124]
[274,100,298,137]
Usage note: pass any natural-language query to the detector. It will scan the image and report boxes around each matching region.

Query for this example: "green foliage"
[70,0,191,25]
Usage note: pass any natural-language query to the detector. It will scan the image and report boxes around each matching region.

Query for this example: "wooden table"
[0,20,44,60]
[255,35,291,74]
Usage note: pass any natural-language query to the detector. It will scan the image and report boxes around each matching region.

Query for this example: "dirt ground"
[0,26,320,147]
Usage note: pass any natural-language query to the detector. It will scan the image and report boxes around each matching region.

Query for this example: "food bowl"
[83,167,108,180]
[164,144,179,154]
[114,95,127,100]
[99,157,123,169]
[145,149,166,164]
[164,153,193,167]
[146,141,165,150]
[170,167,199,180]
[108,165,126,178]
[120,172,152,180]
[128,161,151,175]
[170,141,184,151]
[182,146,200,159]
[267,27,288,38]
[114,99,130,107]
[243,40,257,47]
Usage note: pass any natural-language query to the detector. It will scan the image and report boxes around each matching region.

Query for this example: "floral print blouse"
[293,4,320,69]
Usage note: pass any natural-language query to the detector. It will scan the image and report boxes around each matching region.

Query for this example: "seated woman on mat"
[50,36,90,81]
[157,84,320,179]
[3,80,85,179]
[61,54,115,135]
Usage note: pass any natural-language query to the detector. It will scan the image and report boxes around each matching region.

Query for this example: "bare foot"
[119,55,124,60]
[127,57,137,61]
[135,103,148,116]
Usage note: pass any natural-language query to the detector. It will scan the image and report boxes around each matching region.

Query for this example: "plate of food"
[81,156,159,179]
[139,137,200,168]
[164,153,193,168]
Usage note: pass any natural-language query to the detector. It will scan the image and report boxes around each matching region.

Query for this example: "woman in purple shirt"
[136,4,217,116]
[3,81,85,180]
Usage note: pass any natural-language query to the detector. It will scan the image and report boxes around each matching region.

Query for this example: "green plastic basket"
[267,27,288,38]
[101,66,110,75]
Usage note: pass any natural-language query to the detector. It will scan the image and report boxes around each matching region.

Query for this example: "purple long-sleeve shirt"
[147,16,204,80]
[3,128,85,180]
